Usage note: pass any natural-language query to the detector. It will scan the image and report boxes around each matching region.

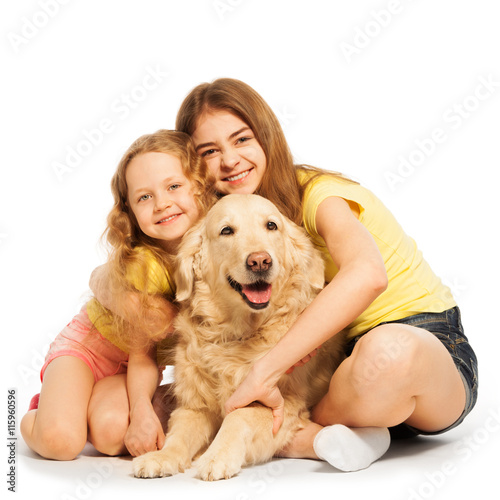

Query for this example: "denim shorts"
[345,306,478,438]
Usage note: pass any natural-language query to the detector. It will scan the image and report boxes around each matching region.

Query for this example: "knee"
[348,325,420,393]
[88,408,128,456]
[35,419,87,461]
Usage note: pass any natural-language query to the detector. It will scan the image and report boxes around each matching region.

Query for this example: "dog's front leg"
[133,407,217,478]
[196,404,275,481]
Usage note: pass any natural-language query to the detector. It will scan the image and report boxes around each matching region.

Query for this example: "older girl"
[174,78,478,471]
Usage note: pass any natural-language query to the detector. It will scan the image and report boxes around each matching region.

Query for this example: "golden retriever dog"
[133,194,346,481]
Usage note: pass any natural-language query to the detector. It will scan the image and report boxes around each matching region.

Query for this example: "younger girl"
[175,78,478,472]
[21,130,215,460]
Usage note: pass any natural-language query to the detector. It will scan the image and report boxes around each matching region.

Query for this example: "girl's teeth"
[158,215,177,223]
[226,170,250,182]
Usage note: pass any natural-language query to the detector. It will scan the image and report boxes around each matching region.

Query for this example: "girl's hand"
[125,397,165,456]
[224,367,284,435]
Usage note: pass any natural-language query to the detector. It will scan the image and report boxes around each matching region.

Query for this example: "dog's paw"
[196,451,242,481]
[133,450,190,478]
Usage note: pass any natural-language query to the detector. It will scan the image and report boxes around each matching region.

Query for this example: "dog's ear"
[283,218,325,291]
[174,218,206,302]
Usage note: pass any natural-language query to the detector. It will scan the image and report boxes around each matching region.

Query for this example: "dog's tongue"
[241,282,272,304]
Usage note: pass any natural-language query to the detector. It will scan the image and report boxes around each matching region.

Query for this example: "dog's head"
[175,194,324,313]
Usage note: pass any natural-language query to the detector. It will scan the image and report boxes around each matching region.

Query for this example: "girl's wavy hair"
[176,78,356,226]
[101,129,217,351]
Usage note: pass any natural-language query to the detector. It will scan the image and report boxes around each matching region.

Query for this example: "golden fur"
[133,194,346,480]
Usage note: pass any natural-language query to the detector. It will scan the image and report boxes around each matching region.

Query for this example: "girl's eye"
[139,194,152,202]
[267,221,278,231]
[220,226,234,236]
[169,184,181,191]
[201,149,216,158]
[236,136,251,145]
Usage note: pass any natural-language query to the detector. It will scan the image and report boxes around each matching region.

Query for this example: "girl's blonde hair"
[101,129,217,350]
[176,78,356,226]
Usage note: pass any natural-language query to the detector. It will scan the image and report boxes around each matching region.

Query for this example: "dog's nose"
[246,252,272,272]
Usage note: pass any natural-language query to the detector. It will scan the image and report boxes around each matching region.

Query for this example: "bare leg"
[88,380,175,457]
[282,324,466,462]
[277,421,323,459]
[20,356,94,460]
[313,324,466,430]
[87,374,130,456]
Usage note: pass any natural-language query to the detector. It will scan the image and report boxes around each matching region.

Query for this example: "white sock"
[313,424,390,472]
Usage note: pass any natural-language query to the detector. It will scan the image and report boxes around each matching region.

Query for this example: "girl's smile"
[156,213,181,225]
[191,111,266,195]
[223,167,254,184]
[126,152,200,250]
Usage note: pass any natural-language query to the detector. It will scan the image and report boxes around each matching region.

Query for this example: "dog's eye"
[266,221,278,231]
[220,226,234,236]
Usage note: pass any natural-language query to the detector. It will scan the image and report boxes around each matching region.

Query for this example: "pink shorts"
[41,305,129,383]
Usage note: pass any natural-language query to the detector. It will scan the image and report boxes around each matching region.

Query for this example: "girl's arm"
[225,196,388,433]
[124,345,165,456]
[90,265,175,455]
[89,264,178,338]
[89,264,112,307]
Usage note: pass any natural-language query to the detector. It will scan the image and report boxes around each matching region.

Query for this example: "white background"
[1,1,499,499]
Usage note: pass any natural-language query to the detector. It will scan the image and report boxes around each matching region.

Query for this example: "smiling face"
[203,194,286,310]
[126,152,200,251]
[174,193,326,335]
[191,111,267,195]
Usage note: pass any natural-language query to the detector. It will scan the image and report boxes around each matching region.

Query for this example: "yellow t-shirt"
[298,169,456,339]
[86,247,176,354]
